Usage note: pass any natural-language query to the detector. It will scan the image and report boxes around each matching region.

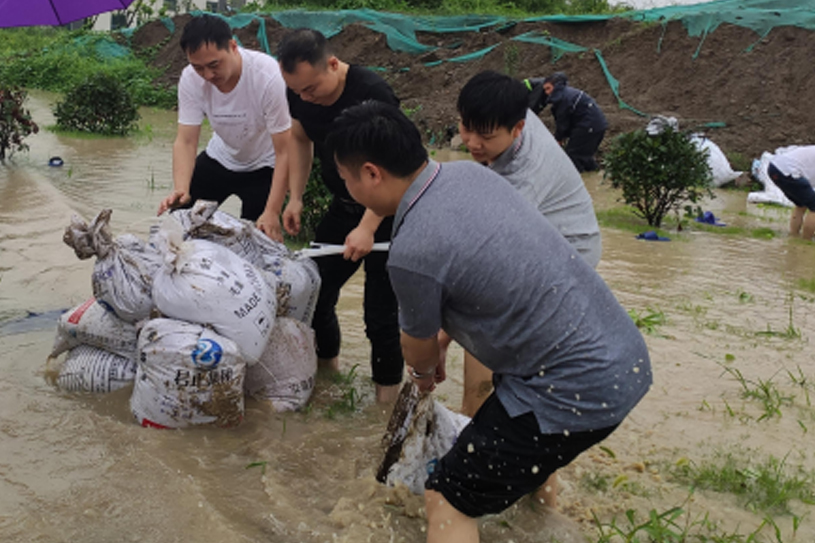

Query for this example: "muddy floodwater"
[1,91,814,543]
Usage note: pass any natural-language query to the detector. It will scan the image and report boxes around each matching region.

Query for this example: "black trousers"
[311,199,404,386]
[187,151,274,221]
[565,128,605,173]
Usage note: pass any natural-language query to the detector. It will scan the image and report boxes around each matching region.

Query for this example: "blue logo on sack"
[191,339,223,370]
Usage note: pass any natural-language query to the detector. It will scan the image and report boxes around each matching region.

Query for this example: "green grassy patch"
[670,450,815,514]
[0,28,174,108]
[595,208,676,237]
[797,277,815,293]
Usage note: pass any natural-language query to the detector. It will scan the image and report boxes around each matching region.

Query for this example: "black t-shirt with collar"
[287,65,400,204]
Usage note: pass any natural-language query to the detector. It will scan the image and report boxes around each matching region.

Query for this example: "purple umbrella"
[0,0,135,28]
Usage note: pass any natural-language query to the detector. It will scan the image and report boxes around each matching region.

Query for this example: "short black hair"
[326,101,428,178]
[457,71,528,133]
[277,28,331,74]
[180,14,232,54]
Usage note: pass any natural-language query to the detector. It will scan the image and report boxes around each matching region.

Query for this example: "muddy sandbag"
[376,383,471,495]
[244,317,317,412]
[152,222,276,363]
[250,229,321,325]
[168,200,264,267]
[51,298,138,360]
[63,209,162,323]
[130,318,245,429]
[690,134,743,187]
[55,344,137,393]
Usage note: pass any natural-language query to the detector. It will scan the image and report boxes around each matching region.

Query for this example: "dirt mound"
[131,14,815,159]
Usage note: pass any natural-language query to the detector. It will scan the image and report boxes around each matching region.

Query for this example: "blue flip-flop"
[48,156,64,167]
[695,211,726,226]
[636,230,670,241]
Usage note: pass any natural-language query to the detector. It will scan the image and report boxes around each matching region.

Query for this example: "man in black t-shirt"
[277,28,403,403]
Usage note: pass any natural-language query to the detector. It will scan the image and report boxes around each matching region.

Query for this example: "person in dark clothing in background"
[526,72,607,172]
[277,28,404,403]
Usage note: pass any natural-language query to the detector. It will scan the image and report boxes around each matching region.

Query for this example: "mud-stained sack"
[376,383,471,495]
[244,317,317,412]
[252,230,322,325]
[169,200,264,267]
[63,209,162,323]
[55,344,137,393]
[152,223,276,363]
[51,298,138,360]
[130,318,245,429]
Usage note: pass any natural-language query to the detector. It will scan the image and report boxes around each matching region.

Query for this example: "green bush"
[297,157,333,241]
[603,128,712,227]
[54,72,140,136]
[0,29,175,108]
[0,87,39,161]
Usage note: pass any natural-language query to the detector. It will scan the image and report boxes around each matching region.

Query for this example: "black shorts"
[768,163,815,211]
[187,151,274,221]
[425,393,618,518]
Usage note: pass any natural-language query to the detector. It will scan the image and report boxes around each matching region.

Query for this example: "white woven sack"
[63,209,162,323]
[244,317,317,412]
[689,134,742,187]
[130,319,245,429]
[260,254,321,325]
[168,200,264,267]
[249,230,321,325]
[383,393,471,495]
[152,224,276,363]
[56,344,137,393]
[51,298,138,360]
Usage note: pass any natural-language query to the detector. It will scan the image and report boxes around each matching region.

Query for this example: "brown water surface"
[1,92,813,542]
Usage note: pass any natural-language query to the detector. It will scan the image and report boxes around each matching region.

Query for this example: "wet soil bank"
[131,13,815,160]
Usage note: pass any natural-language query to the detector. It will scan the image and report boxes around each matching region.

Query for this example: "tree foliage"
[0,87,38,161]
[54,72,140,136]
[603,128,713,227]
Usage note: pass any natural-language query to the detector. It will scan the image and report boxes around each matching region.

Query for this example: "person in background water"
[326,100,652,543]
[157,14,292,241]
[276,28,403,403]
[526,71,607,172]
[767,145,815,240]
[456,70,603,505]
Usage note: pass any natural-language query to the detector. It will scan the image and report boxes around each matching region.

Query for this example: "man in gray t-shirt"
[456,73,604,495]
[326,101,651,543]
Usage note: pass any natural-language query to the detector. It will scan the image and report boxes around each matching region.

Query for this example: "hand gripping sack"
[167,200,264,267]
[51,298,138,360]
[130,319,245,429]
[63,209,162,323]
[152,224,276,363]
[244,317,317,412]
[251,229,321,325]
[376,383,471,494]
[55,344,137,393]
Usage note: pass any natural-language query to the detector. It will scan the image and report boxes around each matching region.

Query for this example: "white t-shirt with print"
[177,47,291,172]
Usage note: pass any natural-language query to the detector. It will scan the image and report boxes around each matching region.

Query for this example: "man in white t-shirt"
[157,14,292,241]
[767,145,815,240]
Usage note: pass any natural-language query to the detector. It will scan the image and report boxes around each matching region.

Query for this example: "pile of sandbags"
[50,202,321,428]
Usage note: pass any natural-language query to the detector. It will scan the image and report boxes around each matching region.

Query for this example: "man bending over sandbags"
[325,101,652,543]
